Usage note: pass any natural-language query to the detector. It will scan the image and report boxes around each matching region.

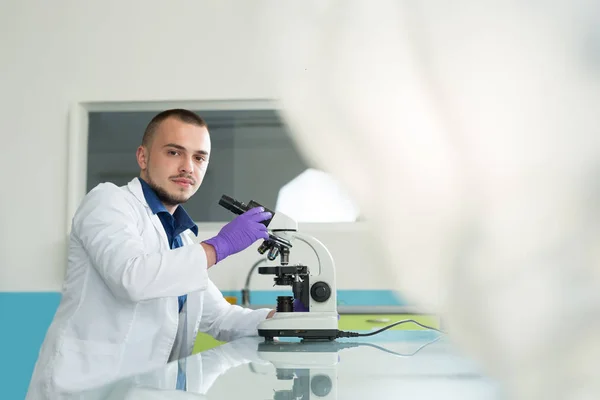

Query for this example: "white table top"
[73,330,502,399]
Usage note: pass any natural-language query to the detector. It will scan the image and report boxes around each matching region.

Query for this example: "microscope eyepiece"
[217,194,274,227]
[218,195,249,215]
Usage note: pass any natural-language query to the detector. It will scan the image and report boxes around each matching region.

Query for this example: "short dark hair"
[142,109,208,147]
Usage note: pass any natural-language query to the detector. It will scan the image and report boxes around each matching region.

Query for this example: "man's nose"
[179,156,194,174]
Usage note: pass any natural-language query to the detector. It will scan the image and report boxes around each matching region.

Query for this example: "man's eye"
[168,150,179,156]
[195,156,206,162]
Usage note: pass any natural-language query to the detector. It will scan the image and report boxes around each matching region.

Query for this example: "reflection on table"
[64,331,502,400]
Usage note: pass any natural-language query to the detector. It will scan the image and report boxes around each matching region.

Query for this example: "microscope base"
[259,329,338,341]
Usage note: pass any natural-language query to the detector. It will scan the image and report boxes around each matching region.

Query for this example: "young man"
[27,109,275,398]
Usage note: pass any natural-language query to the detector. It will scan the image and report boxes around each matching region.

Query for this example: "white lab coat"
[26,178,271,399]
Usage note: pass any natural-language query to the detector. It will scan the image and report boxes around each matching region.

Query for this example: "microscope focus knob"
[310,282,331,302]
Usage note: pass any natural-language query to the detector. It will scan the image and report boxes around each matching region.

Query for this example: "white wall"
[0,0,396,294]
[0,0,267,291]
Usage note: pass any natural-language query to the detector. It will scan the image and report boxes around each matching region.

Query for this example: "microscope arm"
[288,231,337,308]
[290,232,327,275]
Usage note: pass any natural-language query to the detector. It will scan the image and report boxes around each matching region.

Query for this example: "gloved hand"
[203,207,272,263]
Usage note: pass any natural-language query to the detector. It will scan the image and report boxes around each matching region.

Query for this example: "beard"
[145,174,191,207]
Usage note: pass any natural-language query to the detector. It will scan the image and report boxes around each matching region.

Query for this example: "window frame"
[67,99,276,234]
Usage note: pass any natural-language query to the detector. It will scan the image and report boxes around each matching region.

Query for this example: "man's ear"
[136,146,148,170]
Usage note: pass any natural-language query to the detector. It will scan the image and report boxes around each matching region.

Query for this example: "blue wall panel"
[0,292,61,399]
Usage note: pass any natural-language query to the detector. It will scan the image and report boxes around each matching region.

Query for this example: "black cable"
[245,258,267,288]
[241,258,267,306]
[336,319,445,338]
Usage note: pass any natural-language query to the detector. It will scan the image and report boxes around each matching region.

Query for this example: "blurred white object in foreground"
[275,168,360,222]
[258,1,600,398]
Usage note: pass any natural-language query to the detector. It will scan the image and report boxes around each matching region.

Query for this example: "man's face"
[136,117,211,209]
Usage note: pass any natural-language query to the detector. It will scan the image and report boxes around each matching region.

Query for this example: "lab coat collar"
[126,178,199,237]
[138,177,169,215]
[127,177,149,208]
[138,177,199,237]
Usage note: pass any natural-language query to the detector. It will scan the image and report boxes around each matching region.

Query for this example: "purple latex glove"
[204,207,272,263]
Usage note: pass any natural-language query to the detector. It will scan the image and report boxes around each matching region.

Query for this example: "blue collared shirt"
[138,177,198,313]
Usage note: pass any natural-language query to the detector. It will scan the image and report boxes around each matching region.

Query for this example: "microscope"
[217,195,339,341]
